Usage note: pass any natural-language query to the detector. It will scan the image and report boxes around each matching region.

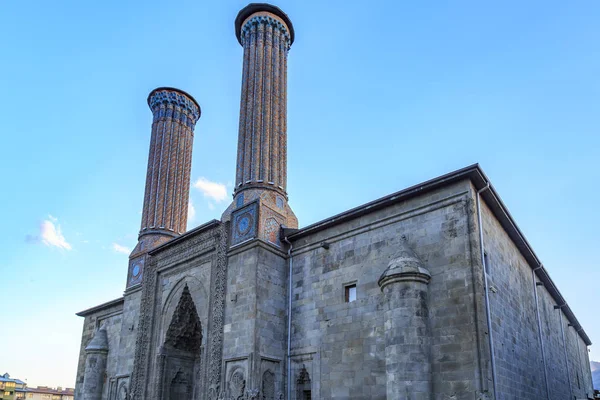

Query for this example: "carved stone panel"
[165,285,202,353]
[229,370,246,400]
[262,370,275,400]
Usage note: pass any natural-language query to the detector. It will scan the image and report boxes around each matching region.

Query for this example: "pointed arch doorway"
[157,284,203,400]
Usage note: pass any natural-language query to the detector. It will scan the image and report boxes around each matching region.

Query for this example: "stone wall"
[480,195,593,399]
[116,290,142,378]
[74,299,124,400]
[289,180,487,399]
[222,240,288,397]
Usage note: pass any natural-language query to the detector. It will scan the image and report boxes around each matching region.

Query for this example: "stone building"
[74,3,594,399]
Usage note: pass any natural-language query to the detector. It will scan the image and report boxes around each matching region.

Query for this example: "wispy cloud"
[112,243,131,255]
[193,177,228,203]
[26,217,72,250]
[188,200,196,221]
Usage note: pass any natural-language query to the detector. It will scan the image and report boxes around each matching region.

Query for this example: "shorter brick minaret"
[222,3,297,248]
[127,87,201,289]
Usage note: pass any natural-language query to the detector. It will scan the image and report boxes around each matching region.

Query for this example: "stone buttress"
[378,239,433,400]
[83,327,109,400]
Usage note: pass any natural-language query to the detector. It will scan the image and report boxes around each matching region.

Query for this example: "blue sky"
[1,0,598,388]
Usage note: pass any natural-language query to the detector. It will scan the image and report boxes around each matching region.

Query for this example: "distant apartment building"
[0,373,26,400]
[24,387,74,400]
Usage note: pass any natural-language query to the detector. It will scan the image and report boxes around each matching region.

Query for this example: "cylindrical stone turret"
[140,87,201,239]
[378,239,432,400]
[233,4,294,197]
[82,327,109,400]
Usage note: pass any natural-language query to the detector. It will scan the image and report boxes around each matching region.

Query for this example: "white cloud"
[26,218,72,250]
[112,243,131,255]
[193,177,228,203]
[188,201,196,221]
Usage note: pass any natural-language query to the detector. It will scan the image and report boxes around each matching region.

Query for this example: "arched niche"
[157,284,203,400]
[159,276,209,347]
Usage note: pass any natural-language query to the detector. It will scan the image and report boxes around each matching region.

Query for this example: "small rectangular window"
[345,284,356,303]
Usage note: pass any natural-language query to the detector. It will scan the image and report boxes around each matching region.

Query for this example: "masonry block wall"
[479,194,593,399]
[289,180,487,399]
[75,300,124,399]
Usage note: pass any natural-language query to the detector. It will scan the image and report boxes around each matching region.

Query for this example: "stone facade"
[75,3,593,400]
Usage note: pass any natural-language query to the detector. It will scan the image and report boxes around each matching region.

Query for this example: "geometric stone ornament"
[165,284,202,353]
[231,201,259,246]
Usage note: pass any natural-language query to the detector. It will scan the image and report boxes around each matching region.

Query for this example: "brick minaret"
[127,87,201,288]
[223,3,298,247]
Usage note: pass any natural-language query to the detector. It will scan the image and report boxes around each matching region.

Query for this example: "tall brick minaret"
[222,3,298,248]
[127,87,201,289]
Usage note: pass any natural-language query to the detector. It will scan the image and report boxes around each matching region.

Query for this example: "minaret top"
[235,3,295,46]
[147,87,201,125]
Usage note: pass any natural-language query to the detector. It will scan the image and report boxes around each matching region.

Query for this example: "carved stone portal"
[159,284,203,400]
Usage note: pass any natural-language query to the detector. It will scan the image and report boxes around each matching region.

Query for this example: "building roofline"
[76,296,124,317]
[148,219,220,255]
[287,163,591,346]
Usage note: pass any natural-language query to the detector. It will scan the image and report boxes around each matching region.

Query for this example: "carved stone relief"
[165,284,202,353]
[129,224,225,400]
[229,370,246,400]
[262,370,275,400]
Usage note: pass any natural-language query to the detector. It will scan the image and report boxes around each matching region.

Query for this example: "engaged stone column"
[378,240,432,400]
[82,327,109,400]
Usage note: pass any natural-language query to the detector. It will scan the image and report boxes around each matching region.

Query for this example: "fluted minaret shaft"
[140,88,201,237]
[234,8,293,197]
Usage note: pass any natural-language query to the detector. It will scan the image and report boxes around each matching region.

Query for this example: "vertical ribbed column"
[139,88,200,237]
[270,27,280,186]
[233,5,293,198]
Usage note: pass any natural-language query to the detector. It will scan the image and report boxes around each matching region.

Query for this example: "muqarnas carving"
[165,284,202,352]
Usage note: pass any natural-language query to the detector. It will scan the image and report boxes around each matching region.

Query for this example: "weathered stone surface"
[83,328,109,400]
[479,194,594,399]
[379,241,432,399]
[74,4,593,400]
